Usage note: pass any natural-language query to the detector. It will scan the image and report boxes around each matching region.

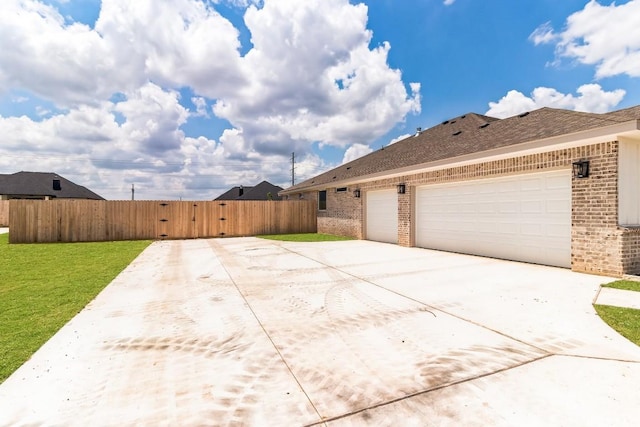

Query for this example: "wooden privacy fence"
[0,200,8,226]
[9,199,317,243]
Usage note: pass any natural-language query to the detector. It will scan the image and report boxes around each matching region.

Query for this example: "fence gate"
[157,202,199,240]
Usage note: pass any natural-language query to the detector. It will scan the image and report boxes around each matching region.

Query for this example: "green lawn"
[602,280,640,292]
[594,279,640,347]
[594,304,640,346]
[258,233,354,242]
[0,234,150,383]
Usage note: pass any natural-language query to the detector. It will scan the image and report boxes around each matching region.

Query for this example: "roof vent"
[346,166,351,170]
[452,130,462,136]
[414,127,422,137]
[518,111,530,118]
[450,120,457,124]
[461,115,466,119]
[442,120,449,125]
[332,176,337,179]
[479,123,490,129]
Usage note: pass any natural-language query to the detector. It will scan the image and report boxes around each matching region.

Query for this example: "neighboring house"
[214,180,283,201]
[280,105,640,277]
[0,171,104,200]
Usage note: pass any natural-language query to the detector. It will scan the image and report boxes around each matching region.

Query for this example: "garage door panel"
[519,220,540,231]
[477,202,496,213]
[416,170,571,268]
[522,200,543,213]
[547,174,569,189]
[547,199,570,213]
[366,189,398,244]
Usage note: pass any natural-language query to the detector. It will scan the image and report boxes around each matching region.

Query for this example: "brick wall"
[398,189,412,247]
[313,189,363,238]
[621,228,640,276]
[300,140,640,276]
[570,142,621,275]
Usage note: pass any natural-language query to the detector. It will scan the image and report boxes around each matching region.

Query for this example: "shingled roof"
[0,171,104,200]
[237,181,283,200]
[214,181,283,201]
[282,106,640,194]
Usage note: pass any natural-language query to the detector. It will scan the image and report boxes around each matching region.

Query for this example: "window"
[336,187,347,192]
[318,190,327,210]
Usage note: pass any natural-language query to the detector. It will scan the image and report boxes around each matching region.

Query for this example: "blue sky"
[1,0,638,199]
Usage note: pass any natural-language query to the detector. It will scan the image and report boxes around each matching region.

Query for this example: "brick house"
[280,105,640,277]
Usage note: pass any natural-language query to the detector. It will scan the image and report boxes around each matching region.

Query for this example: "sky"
[1,0,639,200]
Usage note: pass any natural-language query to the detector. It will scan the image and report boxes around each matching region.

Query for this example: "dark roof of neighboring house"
[214,181,283,201]
[0,171,104,200]
[214,185,254,200]
[282,106,640,194]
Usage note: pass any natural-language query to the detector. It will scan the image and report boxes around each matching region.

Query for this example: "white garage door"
[416,170,571,267]
[366,189,398,244]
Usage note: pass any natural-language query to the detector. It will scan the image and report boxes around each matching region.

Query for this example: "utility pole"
[131,184,135,200]
[291,152,295,186]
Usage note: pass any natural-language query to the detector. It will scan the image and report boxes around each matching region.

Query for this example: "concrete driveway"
[1,238,639,426]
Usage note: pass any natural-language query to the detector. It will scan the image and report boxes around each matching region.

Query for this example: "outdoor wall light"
[354,189,361,198]
[572,160,590,179]
[397,183,406,194]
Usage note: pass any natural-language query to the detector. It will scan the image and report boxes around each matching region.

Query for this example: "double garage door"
[367,170,571,268]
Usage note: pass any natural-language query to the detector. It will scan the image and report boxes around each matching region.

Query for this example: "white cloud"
[0,0,114,106]
[212,0,262,7]
[214,0,421,153]
[531,0,640,78]
[529,22,557,46]
[443,0,456,5]
[0,84,295,199]
[486,84,625,118]
[191,97,209,117]
[95,0,246,98]
[0,0,245,107]
[0,0,421,198]
[113,83,189,155]
[342,143,373,164]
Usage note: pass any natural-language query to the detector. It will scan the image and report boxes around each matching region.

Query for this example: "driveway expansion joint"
[280,244,549,355]
[207,240,324,422]
[303,353,555,426]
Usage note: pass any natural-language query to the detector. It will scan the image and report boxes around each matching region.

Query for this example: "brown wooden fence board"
[8,199,316,243]
[0,200,9,226]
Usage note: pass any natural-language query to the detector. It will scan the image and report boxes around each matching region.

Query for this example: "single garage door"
[416,170,571,268]
[366,189,398,244]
